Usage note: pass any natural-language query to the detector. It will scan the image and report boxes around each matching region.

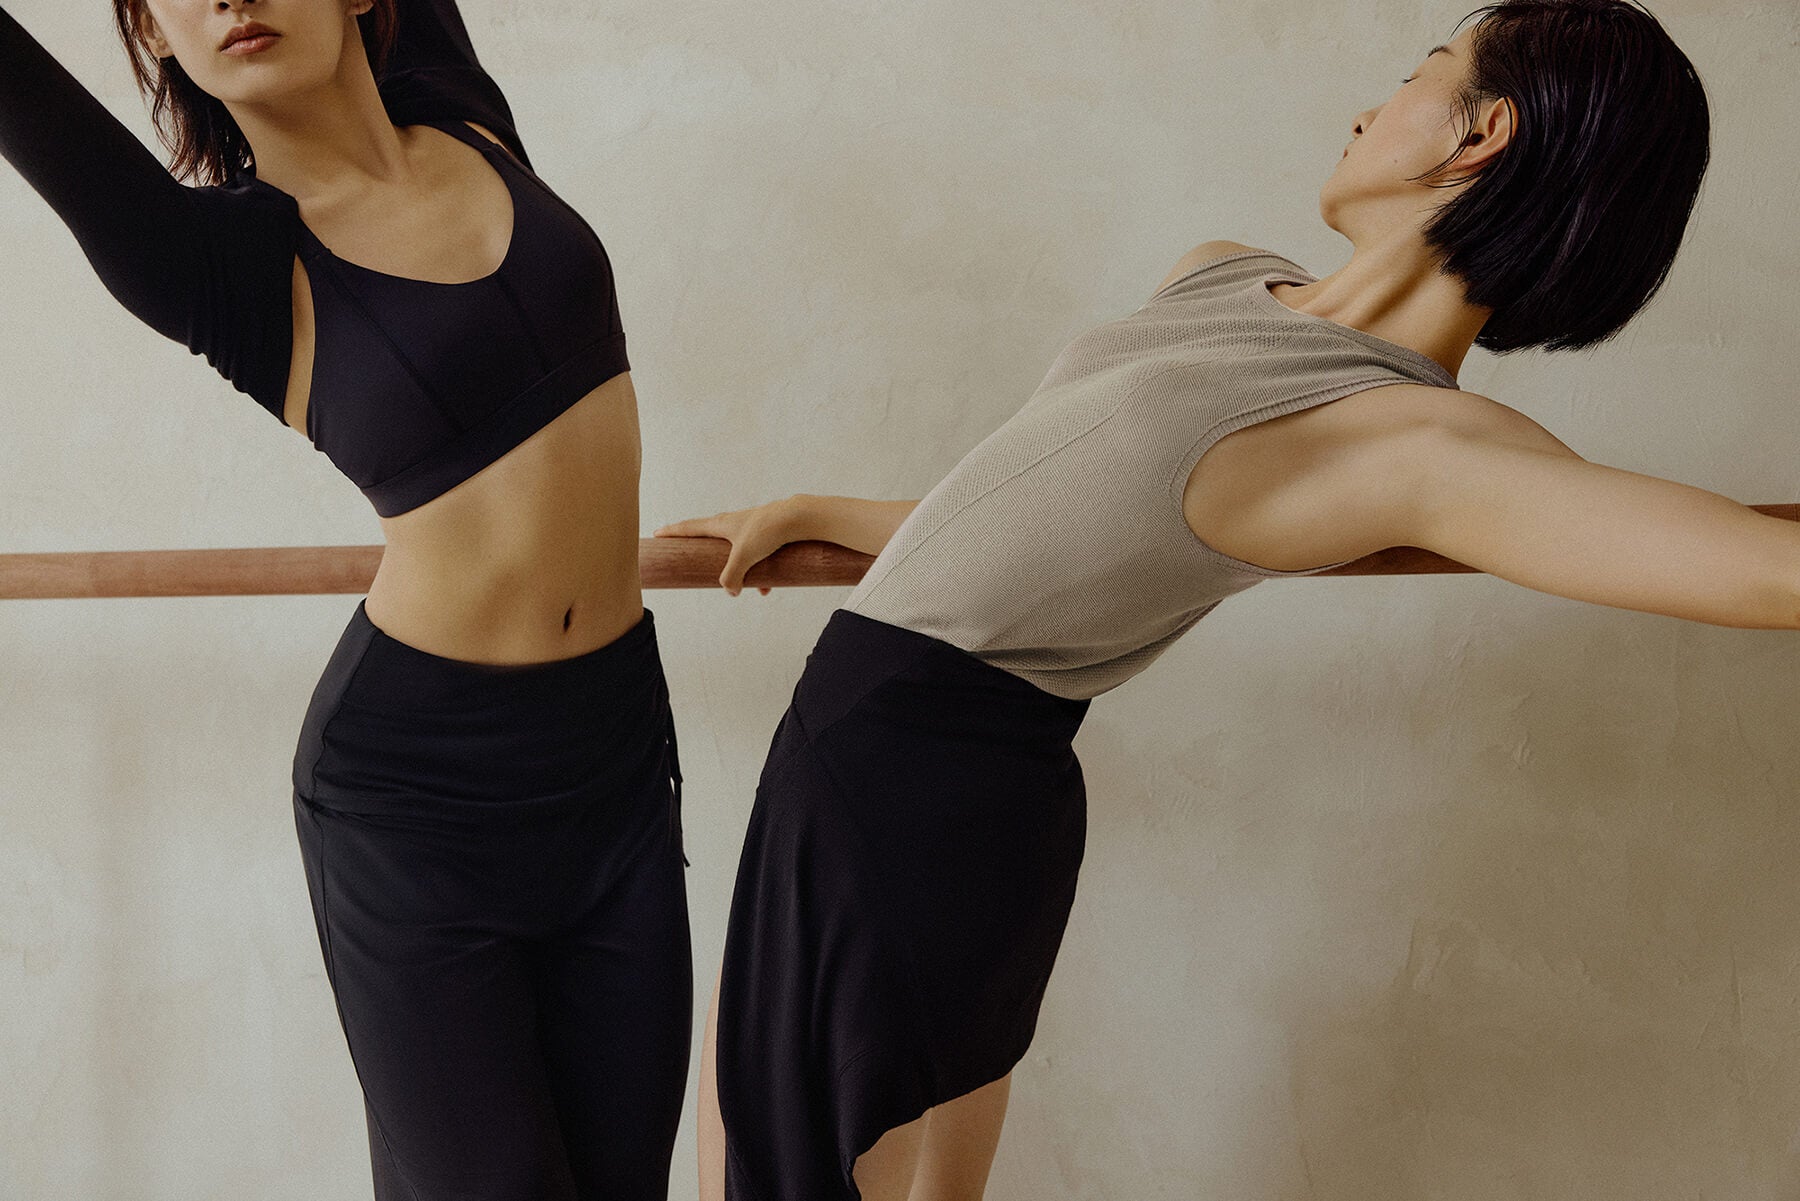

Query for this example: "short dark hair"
[111,0,399,186]
[1419,1,1710,354]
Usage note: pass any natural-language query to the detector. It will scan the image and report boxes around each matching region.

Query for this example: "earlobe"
[1458,96,1516,170]
[135,8,171,59]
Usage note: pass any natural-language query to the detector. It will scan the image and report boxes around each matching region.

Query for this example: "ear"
[1451,95,1517,175]
[349,0,375,15]
[138,8,173,59]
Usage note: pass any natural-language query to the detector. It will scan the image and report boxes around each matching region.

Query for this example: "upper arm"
[379,0,530,165]
[1187,385,1578,572]
[1,7,213,342]
[1403,417,1800,628]
[1151,240,1259,301]
[384,0,487,77]
[1194,383,1800,628]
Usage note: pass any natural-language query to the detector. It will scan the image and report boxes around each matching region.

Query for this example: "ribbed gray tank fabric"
[844,250,1459,700]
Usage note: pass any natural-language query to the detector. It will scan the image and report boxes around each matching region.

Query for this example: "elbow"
[1743,527,1800,629]
[1774,547,1800,629]
[1747,571,1800,630]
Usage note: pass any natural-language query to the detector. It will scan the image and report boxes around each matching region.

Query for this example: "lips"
[220,22,279,54]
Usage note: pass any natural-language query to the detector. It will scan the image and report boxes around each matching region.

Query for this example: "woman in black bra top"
[1,2,690,1196]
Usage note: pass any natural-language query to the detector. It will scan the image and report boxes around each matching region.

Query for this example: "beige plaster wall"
[2,0,1796,1197]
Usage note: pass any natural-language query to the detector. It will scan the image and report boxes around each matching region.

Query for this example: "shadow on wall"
[1033,584,1800,1200]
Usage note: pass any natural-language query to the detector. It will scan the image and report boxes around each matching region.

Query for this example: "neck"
[226,42,405,202]
[1271,228,1490,379]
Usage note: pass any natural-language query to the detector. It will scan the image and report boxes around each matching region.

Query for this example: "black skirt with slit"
[719,608,1091,1200]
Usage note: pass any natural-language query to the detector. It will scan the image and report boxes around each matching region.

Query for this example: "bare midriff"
[358,370,646,666]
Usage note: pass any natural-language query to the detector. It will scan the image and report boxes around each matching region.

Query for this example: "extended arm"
[1194,383,1800,629]
[1407,428,1800,628]
[654,495,920,594]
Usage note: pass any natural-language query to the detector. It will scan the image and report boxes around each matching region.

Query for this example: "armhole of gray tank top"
[1164,375,1429,579]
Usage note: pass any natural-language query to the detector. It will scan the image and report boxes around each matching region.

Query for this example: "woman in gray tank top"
[659,4,1793,1198]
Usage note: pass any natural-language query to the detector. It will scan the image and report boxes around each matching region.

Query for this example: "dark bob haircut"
[111,0,399,187]
[1420,0,1710,354]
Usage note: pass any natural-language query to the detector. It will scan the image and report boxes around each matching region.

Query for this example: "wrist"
[780,493,825,543]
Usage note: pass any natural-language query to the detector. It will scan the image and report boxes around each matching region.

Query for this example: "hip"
[757,610,1092,833]
[294,599,679,828]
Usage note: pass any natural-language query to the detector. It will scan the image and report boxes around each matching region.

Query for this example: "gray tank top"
[844,250,1458,700]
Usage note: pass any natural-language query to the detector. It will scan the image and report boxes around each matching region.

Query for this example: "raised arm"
[377,0,529,165]
[0,6,295,415]
[1,7,206,343]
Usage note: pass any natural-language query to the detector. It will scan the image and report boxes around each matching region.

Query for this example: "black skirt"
[719,609,1091,1200]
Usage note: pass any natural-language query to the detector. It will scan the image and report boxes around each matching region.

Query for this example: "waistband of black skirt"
[793,609,1090,741]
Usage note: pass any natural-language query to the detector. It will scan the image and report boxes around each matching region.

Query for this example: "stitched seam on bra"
[312,261,447,427]
[502,148,614,257]
[495,273,553,371]
[359,331,627,507]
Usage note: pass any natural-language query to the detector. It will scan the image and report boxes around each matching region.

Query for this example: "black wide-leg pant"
[719,609,1092,1201]
[291,601,692,1201]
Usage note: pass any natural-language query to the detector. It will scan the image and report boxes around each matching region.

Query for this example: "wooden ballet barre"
[0,539,869,599]
[1,505,1796,600]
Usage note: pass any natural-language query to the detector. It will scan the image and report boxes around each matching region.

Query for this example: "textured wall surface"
[2,1,1797,1198]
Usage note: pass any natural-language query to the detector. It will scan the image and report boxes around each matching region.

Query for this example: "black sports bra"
[284,120,629,516]
[0,0,629,517]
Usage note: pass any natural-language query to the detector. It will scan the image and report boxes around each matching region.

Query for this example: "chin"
[1317,186,1345,237]
[184,42,343,106]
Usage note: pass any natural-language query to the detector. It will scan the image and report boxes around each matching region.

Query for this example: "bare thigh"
[852,1074,1013,1201]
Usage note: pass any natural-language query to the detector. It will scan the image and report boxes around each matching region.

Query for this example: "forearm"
[0,8,188,231]
[378,0,528,164]
[1416,431,1800,629]
[782,494,919,557]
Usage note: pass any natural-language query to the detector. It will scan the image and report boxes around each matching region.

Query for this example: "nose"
[215,0,257,10]
[1352,105,1380,139]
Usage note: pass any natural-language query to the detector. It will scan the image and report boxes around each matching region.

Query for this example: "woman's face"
[1320,24,1486,241]
[137,0,374,106]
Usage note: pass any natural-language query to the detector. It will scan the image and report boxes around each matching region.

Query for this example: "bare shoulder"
[1336,384,1584,461]
[1204,383,1578,457]
[1182,383,1583,571]
[1152,240,1263,297]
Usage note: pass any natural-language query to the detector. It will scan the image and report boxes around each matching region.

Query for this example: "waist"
[366,376,646,662]
[793,610,1091,746]
[293,600,673,819]
[365,542,644,663]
